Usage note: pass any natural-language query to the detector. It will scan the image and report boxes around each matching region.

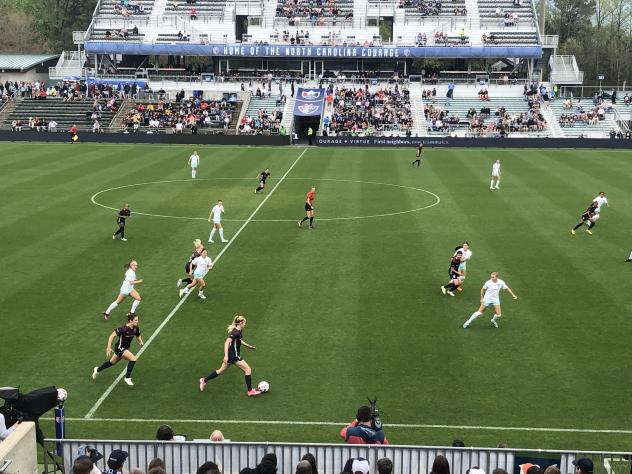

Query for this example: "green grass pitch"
[1,142,632,451]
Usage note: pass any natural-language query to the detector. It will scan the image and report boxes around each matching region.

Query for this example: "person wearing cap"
[340,406,388,444]
[105,449,128,474]
[351,459,370,474]
[573,458,594,474]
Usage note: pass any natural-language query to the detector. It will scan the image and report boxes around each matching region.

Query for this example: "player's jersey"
[584,201,599,215]
[449,256,461,273]
[416,146,423,157]
[455,248,473,261]
[117,208,131,224]
[189,154,200,167]
[306,191,315,204]
[593,195,608,212]
[228,329,242,357]
[120,269,136,293]
[492,163,501,175]
[211,204,224,221]
[115,325,140,352]
[482,278,508,301]
[188,250,201,263]
[259,171,271,182]
[192,255,213,274]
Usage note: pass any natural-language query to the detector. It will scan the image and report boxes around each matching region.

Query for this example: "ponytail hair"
[193,238,202,247]
[227,315,246,333]
[124,260,137,269]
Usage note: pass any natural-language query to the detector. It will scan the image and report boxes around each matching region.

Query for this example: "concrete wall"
[0,422,38,474]
[0,71,49,83]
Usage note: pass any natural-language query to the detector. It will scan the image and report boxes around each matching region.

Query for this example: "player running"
[490,160,501,189]
[571,201,599,235]
[112,203,131,241]
[593,192,608,213]
[103,261,142,321]
[177,239,204,288]
[462,272,518,329]
[92,312,143,386]
[179,248,213,300]
[454,242,472,292]
[199,315,262,397]
[208,199,229,243]
[188,150,200,179]
[441,250,464,296]
[254,168,271,193]
[411,144,423,166]
[298,186,316,229]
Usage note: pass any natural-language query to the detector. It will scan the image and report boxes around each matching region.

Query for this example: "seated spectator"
[431,455,450,474]
[156,424,186,441]
[132,25,139,35]
[210,430,224,441]
[105,30,112,39]
[377,458,392,474]
[191,8,197,19]
[106,450,128,474]
[196,462,220,474]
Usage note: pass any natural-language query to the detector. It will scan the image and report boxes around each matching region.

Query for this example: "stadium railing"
[45,438,632,474]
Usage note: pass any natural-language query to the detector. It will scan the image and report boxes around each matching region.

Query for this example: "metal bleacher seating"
[244,96,283,119]
[549,99,620,138]
[94,0,155,19]
[483,31,538,45]
[275,0,354,21]
[165,0,226,18]
[399,0,467,20]
[3,99,115,132]
[478,0,534,20]
[91,28,145,41]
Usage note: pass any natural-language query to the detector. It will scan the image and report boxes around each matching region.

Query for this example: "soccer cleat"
[456,287,463,292]
[491,319,499,328]
[92,367,99,379]
[179,289,184,299]
[199,378,206,392]
[254,189,258,194]
[208,239,214,243]
[462,323,469,329]
[123,377,134,386]
[177,278,182,287]
[626,259,632,263]
[447,291,455,297]
[441,286,447,295]
[121,238,127,241]
[495,186,500,190]
[198,293,207,300]
[103,312,109,321]
[490,187,494,190]
[247,389,262,397]
[586,229,593,235]
[309,225,315,229]
[298,220,302,228]
[570,229,576,235]
[221,239,229,243]
[112,235,116,240]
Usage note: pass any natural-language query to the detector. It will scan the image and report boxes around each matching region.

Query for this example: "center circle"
[90,178,441,222]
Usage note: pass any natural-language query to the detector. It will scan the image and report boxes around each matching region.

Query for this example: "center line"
[85,148,309,419]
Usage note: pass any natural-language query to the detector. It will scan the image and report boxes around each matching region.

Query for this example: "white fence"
[46,439,632,474]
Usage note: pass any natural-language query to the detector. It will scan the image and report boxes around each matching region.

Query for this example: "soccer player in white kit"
[208,199,229,243]
[103,260,143,321]
[593,192,608,213]
[180,248,213,299]
[455,242,473,292]
[188,150,200,179]
[490,160,501,189]
[462,272,517,328]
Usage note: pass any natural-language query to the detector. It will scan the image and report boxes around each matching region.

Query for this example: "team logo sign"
[298,104,320,115]
[301,89,321,99]
[212,47,220,55]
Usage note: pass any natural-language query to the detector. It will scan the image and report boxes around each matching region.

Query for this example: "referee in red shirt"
[298,186,316,229]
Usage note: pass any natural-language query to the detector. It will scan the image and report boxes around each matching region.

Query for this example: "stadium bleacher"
[165,0,226,18]
[239,95,284,134]
[550,98,620,138]
[94,0,154,18]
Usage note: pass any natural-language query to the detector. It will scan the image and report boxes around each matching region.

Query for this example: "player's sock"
[490,179,494,188]
[105,302,118,314]
[245,374,253,391]
[125,361,136,378]
[114,228,122,237]
[309,217,314,226]
[183,287,190,294]
[465,311,482,325]
[204,370,219,382]
[209,228,216,241]
[495,180,500,188]
[219,228,225,240]
[572,222,583,231]
[491,314,500,322]
[301,217,309,223]
[97,361,113,372]
[131,299,140,313]
[587,222,595,230]
[120,228,125,239]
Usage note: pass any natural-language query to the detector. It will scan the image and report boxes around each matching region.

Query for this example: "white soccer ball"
[57,388,68,402]
[258,381,270,393]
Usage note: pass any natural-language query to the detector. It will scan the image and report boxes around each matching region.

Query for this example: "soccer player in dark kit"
[570,201,598,235]
[441,250,464,296]
[298,186,316,229]
[92,313,143,386]
[113,203,131,241]
[199,315,262,397]
[254,168,271,193]
[412,144,423,166]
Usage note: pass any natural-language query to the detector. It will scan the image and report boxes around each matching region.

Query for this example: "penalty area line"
[42,417,632,434]
[84,147,309,420]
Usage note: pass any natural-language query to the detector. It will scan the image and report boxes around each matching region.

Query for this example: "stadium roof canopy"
[0,54,60,71]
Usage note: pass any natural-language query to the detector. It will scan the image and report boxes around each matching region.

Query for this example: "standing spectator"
[196,461,220,474]
[105,450,128,474]
[573,458,593,474]
[301,454,318,474]
[69,123,78,144]
[431,455,450,474]
[446,81,455,104]
[377,458,393,474]
[307,126,314,145]
[295,461,312,474]
[0,413,19,440]
[210,430,224,441]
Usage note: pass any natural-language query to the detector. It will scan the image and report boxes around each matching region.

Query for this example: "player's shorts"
[492,172,500,177]
[117,218,126,226]
[227,354,242,364]
[119,285,133,296]
[191,163,198,168]
[483,299,500,307]
[449,270,460,279]
[212,219,221,225]
[458,262,467,271]
[305,203,314,212]
[193,271,206,280]
[581,212,591,221]
[114,347,127,358]
[185,262,192,273]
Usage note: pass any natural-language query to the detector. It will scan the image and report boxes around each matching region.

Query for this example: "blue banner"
[294,88,325,117]
[85,42,542,59]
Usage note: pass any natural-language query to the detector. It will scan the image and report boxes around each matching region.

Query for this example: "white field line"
[43,417,632,434]
[84,148,309,419]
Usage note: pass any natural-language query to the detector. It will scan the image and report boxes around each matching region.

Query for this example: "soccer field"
[2,142,632,451]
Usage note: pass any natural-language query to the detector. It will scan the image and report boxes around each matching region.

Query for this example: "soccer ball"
[57,388,68,402]
[257,381,270,393]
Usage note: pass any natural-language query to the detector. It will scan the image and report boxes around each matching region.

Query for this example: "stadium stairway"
[541,104,564,137]
[464,0,481,33]
[2,99,115,132]
[0,99,20,127]
[281,97,295,132]
[409,82,428,137]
